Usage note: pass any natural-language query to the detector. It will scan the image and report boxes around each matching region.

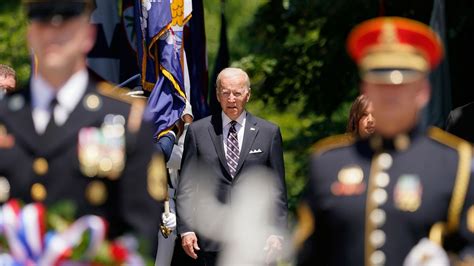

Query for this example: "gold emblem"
[84,94,101,111]
[33,157,48,176]
[171,0,185,26]
[331,165,366,196]
[86,180,107,206]
[147,154,167,201]
[468,206,474,233]
[0,176,10,203]
[31,183,47,202]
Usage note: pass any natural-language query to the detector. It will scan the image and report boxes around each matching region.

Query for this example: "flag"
[118,0,140,86]
[184,0,210,120]
[136,0,189,139]
[209,0,230,115]
[421,0,452,128]
[87,0,121,84]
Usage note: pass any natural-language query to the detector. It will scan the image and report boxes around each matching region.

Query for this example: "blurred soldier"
[296,17,474,266]
[0,0,168,254]
[0,64,17,97]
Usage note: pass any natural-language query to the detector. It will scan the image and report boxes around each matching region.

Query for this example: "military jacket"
[0,78,167,247]
[298,127,474,266]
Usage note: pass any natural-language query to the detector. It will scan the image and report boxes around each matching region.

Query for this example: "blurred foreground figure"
[0,0,166,253]
[296,17,474,266]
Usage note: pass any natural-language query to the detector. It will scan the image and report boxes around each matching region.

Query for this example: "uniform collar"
[368,125,423,152]
[31,69,89,112]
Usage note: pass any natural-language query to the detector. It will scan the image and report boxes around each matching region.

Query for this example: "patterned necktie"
[226,121,239,178]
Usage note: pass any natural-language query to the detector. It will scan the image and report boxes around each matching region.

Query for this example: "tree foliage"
[0,1,30,86]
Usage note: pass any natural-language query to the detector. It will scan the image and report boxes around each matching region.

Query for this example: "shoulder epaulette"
[311,133,354,156]
[428,127,472,234]
[428,126,471,150]
[97,81,135,104]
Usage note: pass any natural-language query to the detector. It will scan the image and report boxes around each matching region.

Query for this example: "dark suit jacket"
[446,102,474,143]
[0,76,163,251]
[176,112,288,252]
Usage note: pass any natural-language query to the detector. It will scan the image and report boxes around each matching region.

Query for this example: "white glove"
[162,212,177,230]
[403,238,449,266]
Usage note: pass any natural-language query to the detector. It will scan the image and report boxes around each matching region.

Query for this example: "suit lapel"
[208,114,232,178]
[40,80,103,157]
[234,113,259,178]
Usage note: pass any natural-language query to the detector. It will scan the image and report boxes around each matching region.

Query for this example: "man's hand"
[181,232,200,259]
[264,235,283,265]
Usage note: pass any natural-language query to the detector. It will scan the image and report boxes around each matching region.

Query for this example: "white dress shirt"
[222,111,246,157]
[31,70,89,134]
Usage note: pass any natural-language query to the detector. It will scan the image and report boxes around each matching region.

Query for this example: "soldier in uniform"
[296,17,474,265]
[0,0,168,254]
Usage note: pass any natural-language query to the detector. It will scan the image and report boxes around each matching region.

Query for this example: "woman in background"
[346,94,375,138]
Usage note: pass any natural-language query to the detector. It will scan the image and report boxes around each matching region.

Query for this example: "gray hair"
[216,67,251,92]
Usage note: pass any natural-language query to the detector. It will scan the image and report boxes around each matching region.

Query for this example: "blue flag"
[184,0,210,120]
[136,0,188,139]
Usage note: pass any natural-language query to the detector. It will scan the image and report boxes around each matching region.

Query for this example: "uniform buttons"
[375,172,390,188]
[370,230,386,248]
[377,153,392,170]
[33,157,49,176]
[86,180,107,206]
[370,208,386,227]
[31,183,47,202]
[372,188,388,205]
[370,250,386,266]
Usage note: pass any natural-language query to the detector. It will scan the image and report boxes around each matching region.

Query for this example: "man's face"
[0,75,16,93]
[362,78,429,137]
[27,15,95,76]
[217,74,251,120]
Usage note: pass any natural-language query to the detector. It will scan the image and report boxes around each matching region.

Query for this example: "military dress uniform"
[298,128,474,265]
[296,17,474,266]
[0,76,167,248]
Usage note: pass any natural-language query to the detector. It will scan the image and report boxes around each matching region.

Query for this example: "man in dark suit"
[176,67,288,265]
[297,17,474,266]
[445,102,474,143]
[0,0,167,255]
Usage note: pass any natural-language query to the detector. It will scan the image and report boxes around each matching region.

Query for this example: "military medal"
[78,115,126,179]
[394,174,422,212]
[331,165,366,196]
